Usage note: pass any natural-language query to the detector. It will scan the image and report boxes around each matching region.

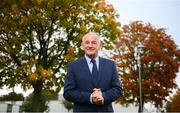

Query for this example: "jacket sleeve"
[102,61,122,105]
[63,63,92,105]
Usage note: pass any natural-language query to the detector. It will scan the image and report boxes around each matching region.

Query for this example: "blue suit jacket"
[63,56,122,112]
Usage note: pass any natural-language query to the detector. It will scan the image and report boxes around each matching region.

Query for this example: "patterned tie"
[91,59,98,84]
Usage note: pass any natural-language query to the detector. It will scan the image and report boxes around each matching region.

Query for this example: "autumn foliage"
[166,89,180,112]
[0,0,121,111]
[113,21,180,108]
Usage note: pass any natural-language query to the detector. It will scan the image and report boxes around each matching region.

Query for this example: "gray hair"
[82,32,101,43]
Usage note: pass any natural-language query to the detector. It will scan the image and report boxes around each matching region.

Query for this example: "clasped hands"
[92,88,104,105]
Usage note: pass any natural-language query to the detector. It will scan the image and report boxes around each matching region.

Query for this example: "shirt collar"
[85,55,99,64]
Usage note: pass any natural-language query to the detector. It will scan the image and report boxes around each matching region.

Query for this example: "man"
[63,32,122,112]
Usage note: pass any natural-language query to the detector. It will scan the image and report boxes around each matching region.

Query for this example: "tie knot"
[91,59,96,64]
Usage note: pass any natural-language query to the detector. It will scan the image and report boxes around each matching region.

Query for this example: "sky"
[0,0,180,97]
[108,0,180,47]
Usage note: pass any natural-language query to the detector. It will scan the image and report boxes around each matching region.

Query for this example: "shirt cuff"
[90,94,93,104]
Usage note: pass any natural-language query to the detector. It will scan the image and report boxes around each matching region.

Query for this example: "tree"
[21,90,57,112]
[113,21,180,111]
[0,92,24,101]
[166,89,180,112]
[63,100,73,112]
[0,0,121,111]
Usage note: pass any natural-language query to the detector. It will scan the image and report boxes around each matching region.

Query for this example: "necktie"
[91,59,98,83]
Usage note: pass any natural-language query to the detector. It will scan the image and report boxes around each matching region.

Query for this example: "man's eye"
[92,41,97,44]
[84,41,89,44]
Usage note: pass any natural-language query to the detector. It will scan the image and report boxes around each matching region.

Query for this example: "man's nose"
[88,43,94,47]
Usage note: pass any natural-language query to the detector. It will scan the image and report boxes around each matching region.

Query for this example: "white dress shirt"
[84,55,99,73]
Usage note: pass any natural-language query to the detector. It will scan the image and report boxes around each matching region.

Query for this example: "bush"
[21,93,49,112]
[0,92,24,101]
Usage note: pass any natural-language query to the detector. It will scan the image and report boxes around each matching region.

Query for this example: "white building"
[0,94,138,113]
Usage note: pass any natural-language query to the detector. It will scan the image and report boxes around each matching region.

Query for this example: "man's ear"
[99,42,103,49]
[80,43,84,50]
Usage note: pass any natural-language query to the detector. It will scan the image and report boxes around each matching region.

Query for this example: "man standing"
[63,32,122,112]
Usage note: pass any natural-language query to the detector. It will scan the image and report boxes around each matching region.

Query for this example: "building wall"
[0,101,20,112]
[0,102,7,112]
[48,100,69,112]
[0,98,138,112]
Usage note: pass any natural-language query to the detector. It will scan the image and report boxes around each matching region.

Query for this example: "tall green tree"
[0,0,121,111]
[113,21,180,111]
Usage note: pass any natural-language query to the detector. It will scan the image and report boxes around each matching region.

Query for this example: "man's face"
[81,34,102,58]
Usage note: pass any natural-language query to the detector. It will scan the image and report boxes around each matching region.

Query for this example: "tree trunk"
[31,80,47,112]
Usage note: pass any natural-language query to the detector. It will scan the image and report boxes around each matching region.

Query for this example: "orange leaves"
[20,16,28,25]
[11,4,19,13]
[122,25,130,33]
[122,72,137,90]
[28,58,52,81]
[94,24,103,30]
[97,0,106,11]
[28,66,53,81]
[107,18,117,24]
[37,66,52,80]
[29,73,38,81]
[64,48,75,62]
[167,89,180,112]
[113,21,180,107]
[98,3,115,13]
[36,0,43,5]
[80,25,88,33]
[95,0,116,14]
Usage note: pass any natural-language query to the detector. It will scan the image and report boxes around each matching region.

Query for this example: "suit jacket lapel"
[79,57,105,88]
[96,57,105,87]
[80,57,91,76]
[79,57,96,86]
